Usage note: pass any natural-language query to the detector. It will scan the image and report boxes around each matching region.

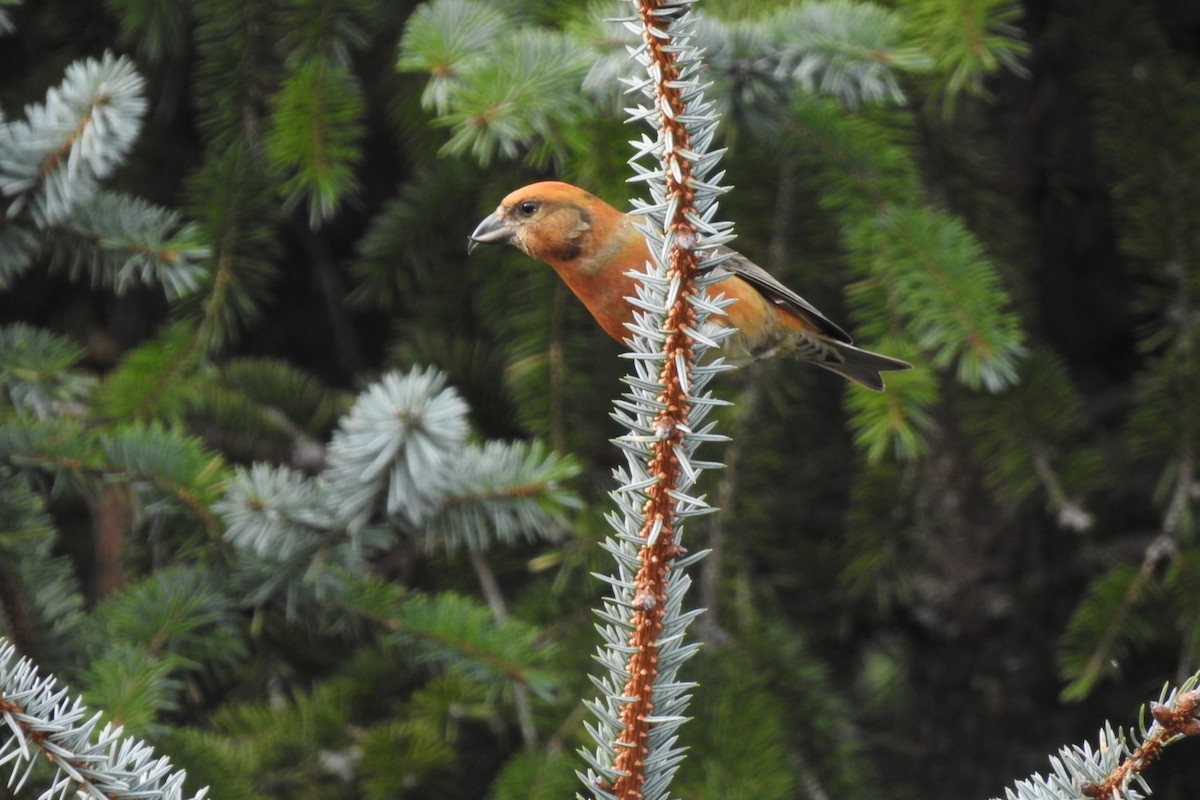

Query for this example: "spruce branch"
[0,52,146,227]
[0,324,93,421]
[1058,457,1189,701]
[219,463,340,560]
[92,322,202,422]
[0,412,226,541]
[993,674,1200,800]
[789,99,1025,396]
[45,191,208,300]
[217,368,579,590]
[325,367,471,529]
[275,0,370,68]
[398,0,513,116]
[341,577,562,701]
[909,0,1029,111]
[265,55,365,227]
[184,145,281,349]
[1060,39,1200,699]
[580,1,933,117]
[432,28,592,167]
[581,1,734,798]
[421,440,580,552]
[191,0,278,148]
[98,423,227,537]
[105,0,189,62]
[769,0,932,109]
[187,0,286,349]
[0,53,209,299]
[0,639,208,800]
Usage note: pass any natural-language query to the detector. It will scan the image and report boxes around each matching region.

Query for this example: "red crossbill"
[468,181,911,390]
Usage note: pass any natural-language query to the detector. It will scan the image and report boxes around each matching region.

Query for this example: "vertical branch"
[581,2,735,799]
[610,2,702,795]
[91,484,131,598]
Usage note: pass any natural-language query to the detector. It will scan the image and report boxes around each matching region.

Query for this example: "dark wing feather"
[714,248,853,343]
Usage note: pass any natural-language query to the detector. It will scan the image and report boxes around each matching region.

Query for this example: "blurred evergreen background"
[0,0,1198,798]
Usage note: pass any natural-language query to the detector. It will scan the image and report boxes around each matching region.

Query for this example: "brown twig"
[1079,689,1200,799]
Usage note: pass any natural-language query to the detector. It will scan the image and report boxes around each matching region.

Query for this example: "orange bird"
[468,181,911,391]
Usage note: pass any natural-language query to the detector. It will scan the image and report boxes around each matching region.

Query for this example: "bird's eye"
[518,200,539,216]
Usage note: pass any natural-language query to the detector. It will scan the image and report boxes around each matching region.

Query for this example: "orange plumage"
[468,181,911,390]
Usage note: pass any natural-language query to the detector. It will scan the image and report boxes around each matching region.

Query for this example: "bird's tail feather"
[819,342,913,392]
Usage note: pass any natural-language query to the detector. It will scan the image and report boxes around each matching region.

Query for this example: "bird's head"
[467,181,621,266]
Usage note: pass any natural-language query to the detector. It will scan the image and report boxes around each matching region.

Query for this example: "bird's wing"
[713,248,853,343]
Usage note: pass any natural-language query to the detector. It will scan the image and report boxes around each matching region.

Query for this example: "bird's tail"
[819,341,913,392]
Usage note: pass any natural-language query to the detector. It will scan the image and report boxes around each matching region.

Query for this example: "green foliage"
[265,56,365,226]
[159,728,265,800]
[186,0,292,345]
[398,0,514,115]
[1058,564,1160,701]
[275,0,371,65]
[350,161,486,311]
[1051,4,1200,706]
[908,0,1029,108]
[0,53,145,225]
[962,348,1103,520]
[344,576,562,699]
[219,358,345,434]
[105,0,189,61]
[676,650,797,799]
[81,643,186,734]
[90,567,246,672]
[488,748,580,800]
[357,716,458,799]
[100,422,227,530]
[790,98,1026,393]
[80,568,246,734]
[93,321,201,422]
[182,143,283,347]
[0,414,96,479]
[400,3,593,167]
[190,0,279,147]
[845,339,936,461]
[840,461,917,610]
[182,358,346,463]
[0,51,208,295]
[0,472,88,668]
[766,0,933,108]
[0,324,93,419]
[422,440,581,550]
[1088,7,1200,469]
[45,191,208,300]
